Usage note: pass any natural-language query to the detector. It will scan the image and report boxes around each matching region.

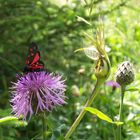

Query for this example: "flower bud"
[95,57,110,80]
[115,61,134,86]
[71,85,80,96]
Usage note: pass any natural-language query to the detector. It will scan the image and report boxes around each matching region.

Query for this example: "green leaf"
[0,116,18,124]
[0,116,27,127]
[113,121,124,126]
[125,87,139,92]
[85,107,113,123]
[85,107,123,126]
[77,16,91,25]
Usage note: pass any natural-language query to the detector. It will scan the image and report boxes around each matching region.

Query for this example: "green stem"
[65,79,104,139]
[118,86,125,140]
[42,113,46,140]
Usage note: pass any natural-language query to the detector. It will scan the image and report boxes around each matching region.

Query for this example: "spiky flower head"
[115,61,134,86]
[11,71,66,119]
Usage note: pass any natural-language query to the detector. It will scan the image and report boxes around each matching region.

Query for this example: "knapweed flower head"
[115,61,134,86]
[11,71,66,119]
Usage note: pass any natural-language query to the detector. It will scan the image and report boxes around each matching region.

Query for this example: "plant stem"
[65,79,104,139]
[118,86,125,140]
[42,112,46,140]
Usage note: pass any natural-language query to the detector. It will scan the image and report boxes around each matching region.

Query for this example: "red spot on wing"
[30,53,40,65]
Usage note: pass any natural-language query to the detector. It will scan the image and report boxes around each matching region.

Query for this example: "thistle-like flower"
[115,61,134,86]
[11,71,66,119]
[106,80,120,90]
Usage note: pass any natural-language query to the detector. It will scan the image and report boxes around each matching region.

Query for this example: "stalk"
[65,79,104,139]
[117,86,125,140]
[42,112,46,140]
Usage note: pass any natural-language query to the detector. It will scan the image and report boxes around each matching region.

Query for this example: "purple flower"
[106,80,120,89]
[10,71,66,119]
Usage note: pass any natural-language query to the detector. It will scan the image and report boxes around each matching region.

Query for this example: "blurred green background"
[0,0,140,139]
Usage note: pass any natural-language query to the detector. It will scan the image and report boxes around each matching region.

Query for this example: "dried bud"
[115,61,134,86]
[71,85,80,96]
[95,57,110,80]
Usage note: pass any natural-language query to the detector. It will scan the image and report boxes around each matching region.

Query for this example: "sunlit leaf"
[113,121,124,126]
[125,87,139,92]
[85,107,123,126]
[85,107,112,123]
[0,116,27,127]
[0,116,18,124]
[77,16,91,25]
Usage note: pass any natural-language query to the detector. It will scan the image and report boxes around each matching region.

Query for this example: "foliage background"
[0,0,140,139]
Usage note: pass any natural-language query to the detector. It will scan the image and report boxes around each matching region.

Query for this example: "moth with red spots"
[24,42,44,72]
